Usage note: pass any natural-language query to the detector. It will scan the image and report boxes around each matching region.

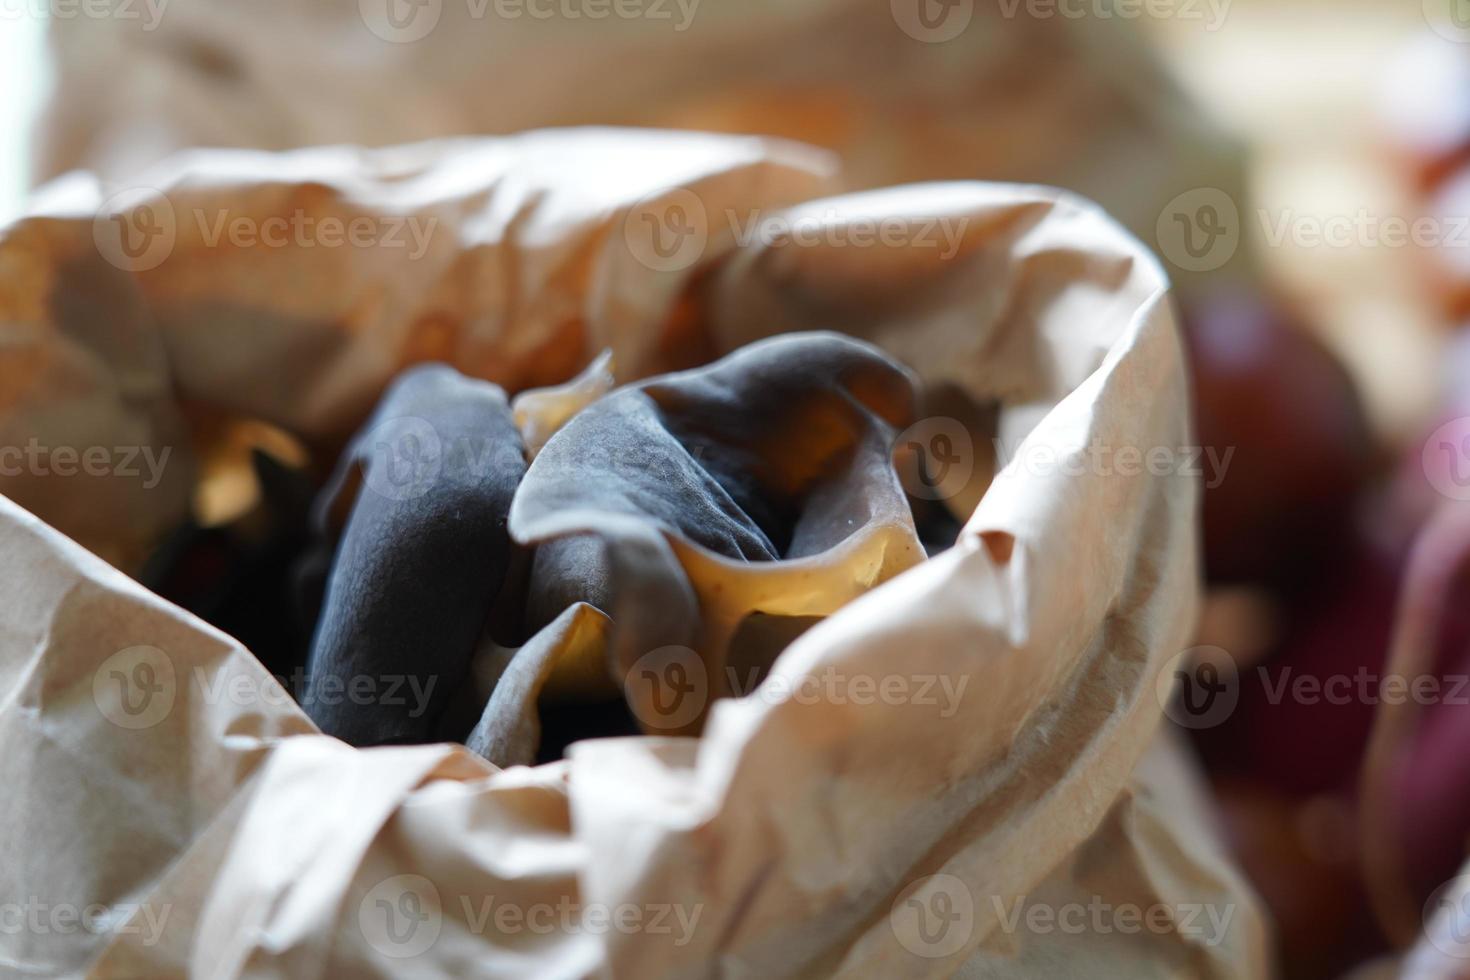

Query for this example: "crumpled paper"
[0,128,1268,977]
[36,0,1247,294]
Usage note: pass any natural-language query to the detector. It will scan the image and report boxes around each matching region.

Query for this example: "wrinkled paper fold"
[0,128,1267,977]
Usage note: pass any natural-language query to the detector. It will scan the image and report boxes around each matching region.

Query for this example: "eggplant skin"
[303,364,526,747]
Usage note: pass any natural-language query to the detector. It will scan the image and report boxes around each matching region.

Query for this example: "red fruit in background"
[1183,290,1375,589]
[1360,505,1470,944]
[1193,527,1470,792]
[1194,538,1406,796]
[1393,675,1470,898]
[1214,779,1380,980]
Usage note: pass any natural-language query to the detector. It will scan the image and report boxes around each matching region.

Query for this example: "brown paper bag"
[37,0,1248,295]
[0,128,1268,977]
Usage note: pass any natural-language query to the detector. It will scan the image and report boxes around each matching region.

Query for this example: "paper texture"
[35,0,1247,295]
[0,129,1268,977]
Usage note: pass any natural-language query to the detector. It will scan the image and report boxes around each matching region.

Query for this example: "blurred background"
[0,15,46,217]
[7,0,1470,975]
